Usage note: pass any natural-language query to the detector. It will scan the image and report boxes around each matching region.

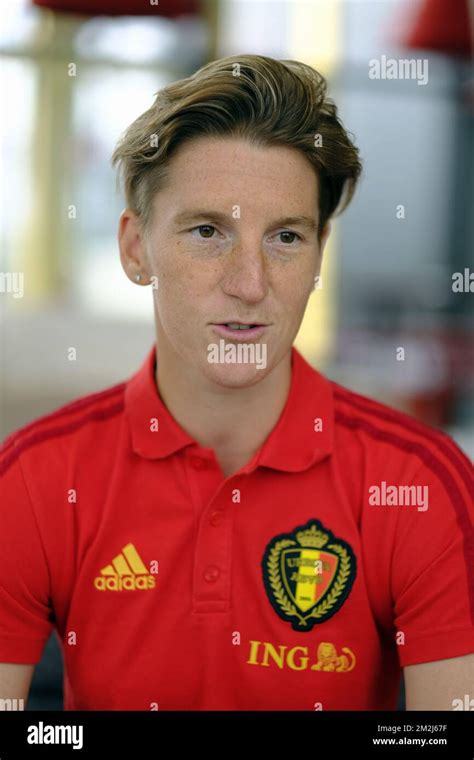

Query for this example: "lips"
[211,323,269,340]
[221,323,262,330]
[214,321,266,328]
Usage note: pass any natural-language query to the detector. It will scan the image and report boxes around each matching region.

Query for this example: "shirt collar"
[125,343,334,472]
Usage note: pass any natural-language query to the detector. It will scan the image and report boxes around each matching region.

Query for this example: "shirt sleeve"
[390,440,474,667]
[0,444,54,664]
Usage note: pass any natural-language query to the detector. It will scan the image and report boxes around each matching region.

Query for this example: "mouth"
[210,322,269,340]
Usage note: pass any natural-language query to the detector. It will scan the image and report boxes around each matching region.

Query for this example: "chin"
[204,361,270,388]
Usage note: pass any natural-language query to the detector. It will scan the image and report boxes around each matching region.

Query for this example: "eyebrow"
[172,209,319,233]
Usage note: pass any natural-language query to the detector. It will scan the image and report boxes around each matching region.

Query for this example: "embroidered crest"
[262,519,357,631]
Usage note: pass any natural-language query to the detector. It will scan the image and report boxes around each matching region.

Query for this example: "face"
[118,136,330,388]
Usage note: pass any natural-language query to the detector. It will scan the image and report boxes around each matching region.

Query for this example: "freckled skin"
[118,136,331,466]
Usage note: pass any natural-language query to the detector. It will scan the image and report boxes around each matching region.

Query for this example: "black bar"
[0,710,473,757]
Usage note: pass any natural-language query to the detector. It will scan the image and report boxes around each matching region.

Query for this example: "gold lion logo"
[311,642,356,672]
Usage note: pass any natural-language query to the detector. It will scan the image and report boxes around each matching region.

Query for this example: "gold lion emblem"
[311,642,356,672]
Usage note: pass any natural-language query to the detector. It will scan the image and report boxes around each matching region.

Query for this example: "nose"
[220,239,268,304]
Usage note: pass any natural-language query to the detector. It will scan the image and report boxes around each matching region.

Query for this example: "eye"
[277,230,302,244]
[190,224,217,239]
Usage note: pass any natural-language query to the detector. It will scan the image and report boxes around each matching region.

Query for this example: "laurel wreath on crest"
[267,539,352,627]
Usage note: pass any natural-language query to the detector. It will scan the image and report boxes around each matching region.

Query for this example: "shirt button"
[203,565,220,583]
[209,510,224,526]
[189,455,208,470]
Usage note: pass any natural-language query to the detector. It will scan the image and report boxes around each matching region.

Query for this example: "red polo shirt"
[1,344,473,710]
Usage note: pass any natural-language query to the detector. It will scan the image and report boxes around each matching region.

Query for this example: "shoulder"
[330,379,472,497]
[0,381,126,477]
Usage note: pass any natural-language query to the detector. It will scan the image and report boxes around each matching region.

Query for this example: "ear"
[319,221,331,256]
[118,208,150,285]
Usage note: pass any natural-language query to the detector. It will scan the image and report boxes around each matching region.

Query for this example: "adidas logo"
[94,543,156,591]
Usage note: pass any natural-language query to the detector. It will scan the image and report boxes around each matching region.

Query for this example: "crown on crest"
[296,524,328,548]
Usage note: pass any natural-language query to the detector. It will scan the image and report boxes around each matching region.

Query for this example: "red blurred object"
[408,387,454,428]
[404,0,472,57]
[32,0,198,16]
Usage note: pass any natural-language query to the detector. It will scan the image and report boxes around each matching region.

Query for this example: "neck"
[154,339,293,464]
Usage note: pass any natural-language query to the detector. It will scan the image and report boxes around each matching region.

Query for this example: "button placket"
[209,510,224,527]
[193,478,238,611]
[189,455,207,470]
[182,447,235,611]
[203,565,220,583]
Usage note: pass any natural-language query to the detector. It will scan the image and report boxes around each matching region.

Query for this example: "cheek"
[157,241,219,287]
[151,248,189,300]
[153,256,214,327]
[276,261,316,302]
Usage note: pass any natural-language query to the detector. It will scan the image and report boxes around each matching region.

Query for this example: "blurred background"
[0,0,472,711]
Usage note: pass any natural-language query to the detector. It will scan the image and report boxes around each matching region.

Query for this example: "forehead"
[159,136,319,204]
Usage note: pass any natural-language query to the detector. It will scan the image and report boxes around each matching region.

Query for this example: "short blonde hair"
[111,53,362,238]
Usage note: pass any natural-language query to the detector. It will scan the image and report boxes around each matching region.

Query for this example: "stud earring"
[135,273,142,283]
